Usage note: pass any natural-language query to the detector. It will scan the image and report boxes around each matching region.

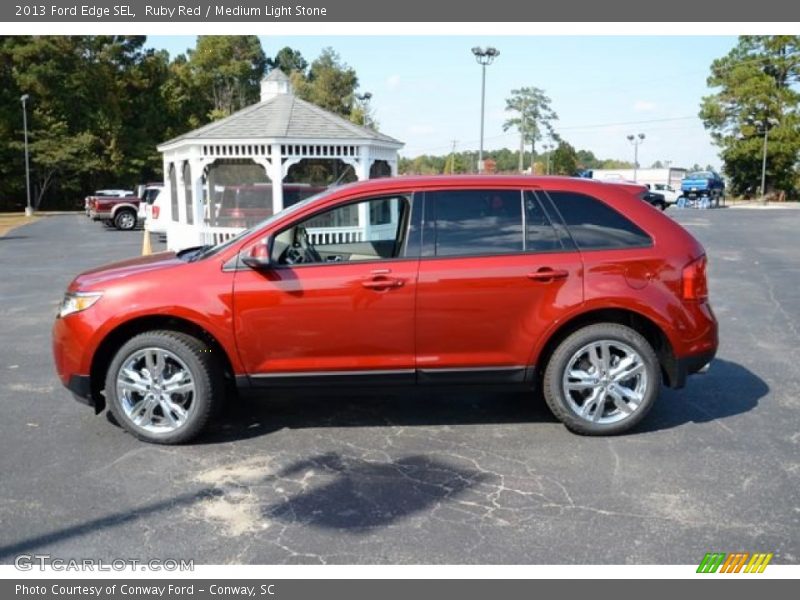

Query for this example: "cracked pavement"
[0,210,798,564]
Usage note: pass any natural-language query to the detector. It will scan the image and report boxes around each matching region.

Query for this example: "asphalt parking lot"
[0,208,798,565]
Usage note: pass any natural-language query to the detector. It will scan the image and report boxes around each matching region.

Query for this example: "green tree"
[503,87,559,173]
[293,48,359,119]
[1,36,172,209]
[267,47,308,75]
[189,36,266,120]
[700,35,800,196]
[551,141,579,175]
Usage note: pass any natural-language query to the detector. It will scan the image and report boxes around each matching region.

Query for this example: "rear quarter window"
[547,191,651,250]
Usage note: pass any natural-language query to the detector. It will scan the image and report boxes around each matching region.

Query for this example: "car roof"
[325,174,642,196]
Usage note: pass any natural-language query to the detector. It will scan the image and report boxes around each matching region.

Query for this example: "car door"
[232,193,419,384]
[414,188,584,382]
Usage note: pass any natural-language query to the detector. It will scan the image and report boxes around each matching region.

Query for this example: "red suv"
[53,176,717,444]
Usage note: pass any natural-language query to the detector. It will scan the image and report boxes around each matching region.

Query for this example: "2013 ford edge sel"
[53,176,718,444]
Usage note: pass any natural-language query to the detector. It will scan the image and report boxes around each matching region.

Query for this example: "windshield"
[193,188,335,260]
[687,171,713,179]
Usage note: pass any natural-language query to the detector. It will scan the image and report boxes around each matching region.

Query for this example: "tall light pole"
[356,92,372,128]
[471,46,499,173]
[627,133,646,182]
[21,94,33,216]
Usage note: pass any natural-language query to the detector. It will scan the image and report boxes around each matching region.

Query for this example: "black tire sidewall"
[542,323,661,435]
[105,331,218,444]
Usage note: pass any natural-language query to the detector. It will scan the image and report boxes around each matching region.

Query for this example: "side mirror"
[241,238,272,269]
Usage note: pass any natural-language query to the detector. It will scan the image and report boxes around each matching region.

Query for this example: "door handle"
[527,268,569,282]
[362,278,404,290]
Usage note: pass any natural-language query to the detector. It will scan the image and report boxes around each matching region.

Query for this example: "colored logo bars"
[697,552,774,573]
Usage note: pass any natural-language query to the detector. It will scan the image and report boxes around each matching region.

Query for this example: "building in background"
[157,70,404,250]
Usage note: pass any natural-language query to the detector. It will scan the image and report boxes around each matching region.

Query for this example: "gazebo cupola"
[156,70,404,250]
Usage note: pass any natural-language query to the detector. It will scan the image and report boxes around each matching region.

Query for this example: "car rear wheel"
[542,323,661,435]
[105,331,222,444]
[114,209,137,230]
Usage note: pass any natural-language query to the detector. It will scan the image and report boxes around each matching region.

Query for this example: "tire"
[542,323,661,435]
[656,201,667,211]
[114,209,137,231]
[105,331,223,444]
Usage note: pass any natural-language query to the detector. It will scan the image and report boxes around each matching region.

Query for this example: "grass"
[0,212,40,237]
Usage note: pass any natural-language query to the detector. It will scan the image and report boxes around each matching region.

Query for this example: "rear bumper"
[669,348,716,389]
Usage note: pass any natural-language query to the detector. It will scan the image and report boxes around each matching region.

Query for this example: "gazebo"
[156,70,404,250]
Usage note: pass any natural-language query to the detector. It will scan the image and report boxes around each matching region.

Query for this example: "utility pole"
[21,94,33,216]
[760,126,769,203]
[471,47,499,173]
[518,98,527,173]
[448,140,458,174]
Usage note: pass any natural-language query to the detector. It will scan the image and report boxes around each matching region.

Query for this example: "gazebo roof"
[159,91,402,149]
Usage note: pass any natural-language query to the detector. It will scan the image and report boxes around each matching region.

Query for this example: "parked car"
[649,183,681,205]
[53,176,717,444]
[84,189,135,216]
[138,184,166,236]
[607,181,667,211]
[88,194,143,230]
[640,190,668,211]
[681,171,725,205]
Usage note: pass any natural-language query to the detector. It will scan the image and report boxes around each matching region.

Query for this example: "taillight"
[152,206,160,219]
[682,255,708,302]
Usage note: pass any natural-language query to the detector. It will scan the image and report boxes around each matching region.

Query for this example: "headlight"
[59,292,103,318]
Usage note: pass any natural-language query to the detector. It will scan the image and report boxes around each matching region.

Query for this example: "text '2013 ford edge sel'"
[53,176,717,444]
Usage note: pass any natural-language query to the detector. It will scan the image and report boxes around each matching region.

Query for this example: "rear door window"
[545,191,651,250]
[425,189,523,257]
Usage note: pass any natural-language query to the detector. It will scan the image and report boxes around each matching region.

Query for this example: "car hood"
[70,251,183,291]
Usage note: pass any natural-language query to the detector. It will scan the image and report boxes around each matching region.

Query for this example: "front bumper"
[65,374,99,411]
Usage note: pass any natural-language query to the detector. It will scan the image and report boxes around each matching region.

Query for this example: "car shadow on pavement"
[201,386,556,445]
[263,452,492,531]
[637,358,767,433]
[201,358,765,443]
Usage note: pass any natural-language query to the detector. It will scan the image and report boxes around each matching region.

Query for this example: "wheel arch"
[110,203,139,219]
[89,315,236,413]
[534,307,680,388]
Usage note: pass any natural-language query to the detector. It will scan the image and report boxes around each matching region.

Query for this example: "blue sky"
[149,36,738,168]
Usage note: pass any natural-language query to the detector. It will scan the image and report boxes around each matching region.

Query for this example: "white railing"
[202,226,245,246]
[176,223,389,252]
[307,226,363,245]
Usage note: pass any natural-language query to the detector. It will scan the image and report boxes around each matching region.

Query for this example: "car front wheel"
[542,323,661,435]
[105,331,222,444]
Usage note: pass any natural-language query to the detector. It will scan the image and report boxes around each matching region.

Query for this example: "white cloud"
[386,74,401,90]
[633,100,657,112]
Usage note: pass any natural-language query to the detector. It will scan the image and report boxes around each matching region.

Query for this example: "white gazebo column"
[189,157,205,227]
[356,145,372,240]
[161,156,172,223]
[269,145,284,214]
[176,161,188,224]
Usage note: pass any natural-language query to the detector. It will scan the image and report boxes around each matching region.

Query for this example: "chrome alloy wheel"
[117,211,135,229]
[562,340,648,425]
[116,347,196,433]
